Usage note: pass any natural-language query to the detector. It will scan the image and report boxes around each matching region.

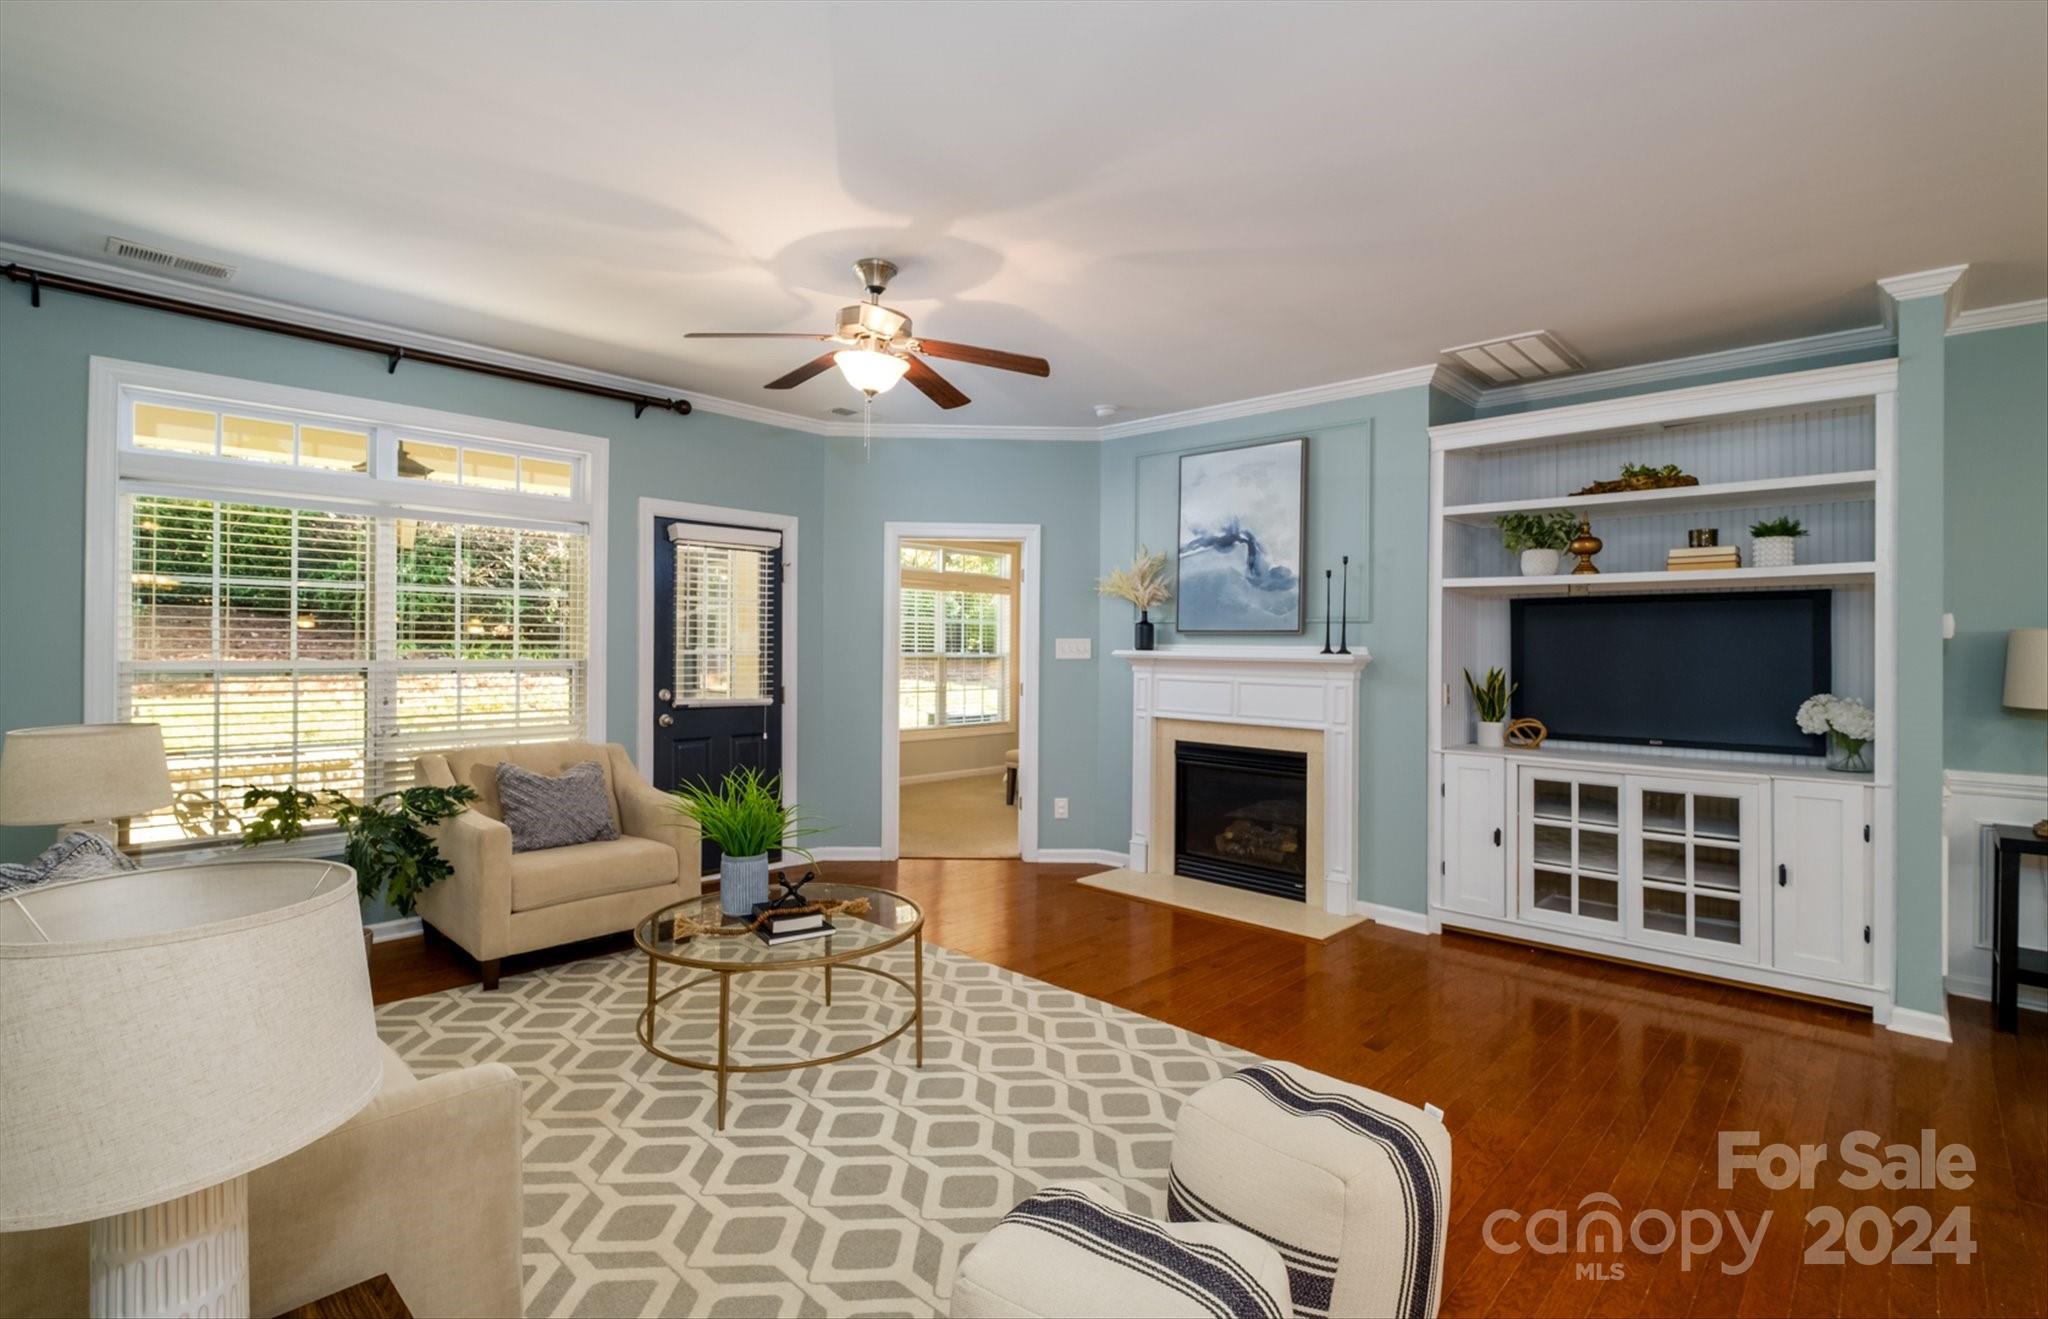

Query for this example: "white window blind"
[668,522,778,705]
[103,376,599,850]
[898,542,1014,732]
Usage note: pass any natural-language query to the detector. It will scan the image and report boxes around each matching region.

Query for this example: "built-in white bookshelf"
[1424,360,1900,1020]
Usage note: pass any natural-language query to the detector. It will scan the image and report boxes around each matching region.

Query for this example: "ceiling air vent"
[1441,330,1583,386]
[104,236,237,282]
[829,406,859,417]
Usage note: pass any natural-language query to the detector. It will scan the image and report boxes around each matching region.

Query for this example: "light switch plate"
[1053,797,1070,819]
[1055,637,1092,660]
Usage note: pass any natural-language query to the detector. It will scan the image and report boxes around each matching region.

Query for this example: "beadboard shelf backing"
[1441,470,1878,525]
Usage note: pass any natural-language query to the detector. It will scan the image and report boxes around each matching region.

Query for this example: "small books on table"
[752,902,835,945]
[1666,546,1742,571]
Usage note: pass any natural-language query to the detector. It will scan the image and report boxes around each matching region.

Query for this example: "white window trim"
[83,358,609,752]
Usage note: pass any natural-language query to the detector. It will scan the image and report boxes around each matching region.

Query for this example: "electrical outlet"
[1053,797,1069,819]
[1055,637,1092,660]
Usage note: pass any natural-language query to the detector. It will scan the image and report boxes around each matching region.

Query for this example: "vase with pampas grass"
[1098,546,1173,651]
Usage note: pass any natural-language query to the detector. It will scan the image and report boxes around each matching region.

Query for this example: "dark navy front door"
[652,516,785,874]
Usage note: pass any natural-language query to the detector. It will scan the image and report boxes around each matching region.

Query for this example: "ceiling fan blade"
[686,332,835,340]
[763,352,841,390]
[903,355,970,410]
[914,338,1051,378]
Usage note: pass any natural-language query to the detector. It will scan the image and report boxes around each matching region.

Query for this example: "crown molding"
[12,239,2028,446]
[1096,363,1443,441]
[1877,263,1970,331]
[1948,298,2047,337]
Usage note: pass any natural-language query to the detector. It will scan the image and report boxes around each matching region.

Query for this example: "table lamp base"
[90,1175,248,1318]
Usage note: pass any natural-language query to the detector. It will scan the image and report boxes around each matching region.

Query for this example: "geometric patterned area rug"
[375,941,1259,1318]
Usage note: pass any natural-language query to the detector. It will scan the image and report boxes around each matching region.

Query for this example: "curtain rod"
[2,262,692,419]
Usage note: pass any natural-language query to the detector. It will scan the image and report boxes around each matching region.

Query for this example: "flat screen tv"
[1508,590,1831,756]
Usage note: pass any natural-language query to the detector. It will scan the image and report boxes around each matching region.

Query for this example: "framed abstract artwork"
[1175,436,1307,633]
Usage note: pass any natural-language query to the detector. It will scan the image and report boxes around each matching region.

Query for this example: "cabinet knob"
[1778,863,1788,887]
[1493,828,1502,847]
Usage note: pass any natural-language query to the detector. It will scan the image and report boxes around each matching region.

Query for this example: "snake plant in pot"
[672,767,827,917]
[1464,667,1518,748]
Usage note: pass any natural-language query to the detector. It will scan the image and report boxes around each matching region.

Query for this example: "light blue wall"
[1093,385,1444,912]
[811,436,1103,852]
[1892,298,1949,1017]
[0,291,1102,913]
[1944,322,2048,777]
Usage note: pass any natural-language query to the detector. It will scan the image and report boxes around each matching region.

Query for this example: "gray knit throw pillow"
[0,830,139,894]
[495,760,618,853]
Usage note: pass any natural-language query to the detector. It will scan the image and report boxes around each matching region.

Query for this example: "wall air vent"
[1441,330,1583,386]
[104,236,236,282]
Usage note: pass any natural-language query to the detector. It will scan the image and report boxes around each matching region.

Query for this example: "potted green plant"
[239,783,480,914]
[1749,516,1807,568]
[672,767,825,917]
[1464,666,1517,747]
[1496,510,1580,577]
[1098,546,1174,650]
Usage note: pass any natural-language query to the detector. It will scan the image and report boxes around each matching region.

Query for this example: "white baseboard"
[1035,848,1127,866]
[900,766,1008,787]
[810,846,884,862]
[1885,1004,1954,1044]
[1358,902,1430,934]
[365,916,423,943]
[1944,972,2048,1013]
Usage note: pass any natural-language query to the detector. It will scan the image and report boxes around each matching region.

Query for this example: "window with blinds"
[101,373,599,850]
[669,522,778,705]
[898,542,1015,733]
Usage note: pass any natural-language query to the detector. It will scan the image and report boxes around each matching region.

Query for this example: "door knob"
[657,713,674,728]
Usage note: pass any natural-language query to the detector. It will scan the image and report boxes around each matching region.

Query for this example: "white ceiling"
[0,1,2042,429]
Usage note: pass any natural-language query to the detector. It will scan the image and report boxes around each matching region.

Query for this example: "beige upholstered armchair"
[1,1045,523,1319]
[414,740,700,989]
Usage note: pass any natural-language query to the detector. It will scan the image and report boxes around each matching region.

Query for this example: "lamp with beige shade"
[0,723,174,843]
[2005,628,2048,837]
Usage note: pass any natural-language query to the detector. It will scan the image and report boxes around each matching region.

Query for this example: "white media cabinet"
[1426,361,1900,1019]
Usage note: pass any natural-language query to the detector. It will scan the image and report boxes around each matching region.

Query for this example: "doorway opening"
[881,523,1040,861]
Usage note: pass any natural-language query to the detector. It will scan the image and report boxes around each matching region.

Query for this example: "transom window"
[898,541,1016,733]
[92,362,605,850]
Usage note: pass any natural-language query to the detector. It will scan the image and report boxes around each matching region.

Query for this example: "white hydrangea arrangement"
[1796,693,1875,770]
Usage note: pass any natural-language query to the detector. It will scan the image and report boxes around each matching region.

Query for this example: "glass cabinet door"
[1518,771,1622,929]
[1627,777,1760,963]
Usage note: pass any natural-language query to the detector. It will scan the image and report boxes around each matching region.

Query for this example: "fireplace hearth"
[1174,740,1310,901]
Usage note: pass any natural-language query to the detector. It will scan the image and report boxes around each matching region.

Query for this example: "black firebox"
[1172,740,1309,901]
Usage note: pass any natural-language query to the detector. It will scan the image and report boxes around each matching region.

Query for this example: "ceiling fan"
[687,258,1050,410]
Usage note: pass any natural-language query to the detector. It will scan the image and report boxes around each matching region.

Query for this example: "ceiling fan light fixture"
[834,347,910,396]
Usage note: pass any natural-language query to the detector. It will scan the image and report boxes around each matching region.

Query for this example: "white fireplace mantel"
[1119,645,1369,915]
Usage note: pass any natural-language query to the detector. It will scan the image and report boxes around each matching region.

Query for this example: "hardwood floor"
[370,859,2048,1318]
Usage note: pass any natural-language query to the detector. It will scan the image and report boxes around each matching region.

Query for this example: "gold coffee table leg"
[716,971,731,1130]
[824,963,833,1006]
[914,935,924,1067]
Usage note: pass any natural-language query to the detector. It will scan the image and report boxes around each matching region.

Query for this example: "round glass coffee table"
[633,880,924,1129]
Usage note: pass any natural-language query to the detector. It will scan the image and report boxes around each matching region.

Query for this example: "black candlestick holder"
[1337,555,1352,655]
[1321,569,1334,654]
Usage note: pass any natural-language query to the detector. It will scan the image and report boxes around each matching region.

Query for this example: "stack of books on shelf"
[751,902,835,946]
[1666,545,1742,572]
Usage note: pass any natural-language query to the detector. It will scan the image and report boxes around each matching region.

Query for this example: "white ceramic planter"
[1753,536,1797,568]
[1476,721,1507,748]
[1519,548,1562,577]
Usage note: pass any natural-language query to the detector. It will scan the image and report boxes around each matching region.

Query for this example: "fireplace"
[1173,740,1310,901]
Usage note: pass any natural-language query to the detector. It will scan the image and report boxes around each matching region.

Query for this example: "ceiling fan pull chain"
[863,395,873,463]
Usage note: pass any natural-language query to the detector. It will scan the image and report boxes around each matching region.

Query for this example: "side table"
[1992,823,2048,1032]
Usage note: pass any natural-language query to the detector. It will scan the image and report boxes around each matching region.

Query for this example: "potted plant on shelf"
[672,767,825,918]
[1465,667,1517,748]
[239,783,481,914]
[1796,694,1875,772]
[1098,545,1174,650]
[1750,516,1807,568]
[1496,510,1580,577]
